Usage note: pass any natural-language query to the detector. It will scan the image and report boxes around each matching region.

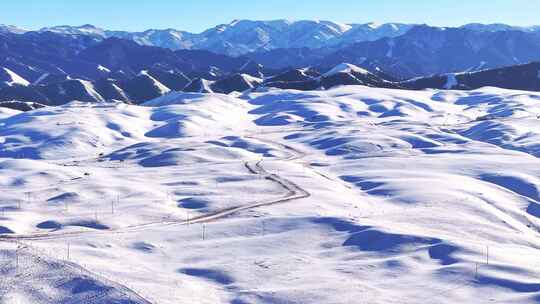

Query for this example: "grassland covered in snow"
[0,86,540,303]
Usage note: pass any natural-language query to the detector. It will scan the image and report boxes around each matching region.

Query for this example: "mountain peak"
[80,24,99,28]
[0,24,28,34]
[366,22,381,29]
[40,24,106,37]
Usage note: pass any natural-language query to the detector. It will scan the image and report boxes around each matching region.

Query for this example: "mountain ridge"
[1,20,534,56]
[2,20,426,55]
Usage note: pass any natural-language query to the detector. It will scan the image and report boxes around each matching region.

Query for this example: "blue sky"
[2,0,539,32]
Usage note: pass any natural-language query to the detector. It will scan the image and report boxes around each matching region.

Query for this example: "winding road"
[0,134,314,303]
[0,135,311,241]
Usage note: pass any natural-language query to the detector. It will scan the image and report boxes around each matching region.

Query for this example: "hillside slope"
[0,86,540,303]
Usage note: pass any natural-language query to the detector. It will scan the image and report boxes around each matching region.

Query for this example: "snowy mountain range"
[31,20,414,56]
[2,20,539,58]
[1,20,537,80]
[3,19,540,107]
[0,20,422,56]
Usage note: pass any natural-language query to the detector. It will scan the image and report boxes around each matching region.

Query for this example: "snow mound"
[105,141,255,167]
[323,63,370,77]
[0,107,21,119]
[144,92,254,137]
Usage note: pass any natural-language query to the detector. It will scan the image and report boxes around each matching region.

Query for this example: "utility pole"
[203,224,206,241]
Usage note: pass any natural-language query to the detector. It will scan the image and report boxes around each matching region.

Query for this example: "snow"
[238,60,252,72]
[323,63,370,77]
[327,21,353,33]
[1,86,540,303]
[0,24,28,34]
[138,71,171,95]
[25,21,416,55]
[199,79,214,93]
[386,39,395,57]
[239,73,263,85]
[79,79,106,102]
[97,65,111,73]
[32,72,50,86]
[461,23,540,33]
[2,68,30,86]
[0,107,20,119]
[41,24,106,37]
[444,73,458,89]
[110,82,130,101]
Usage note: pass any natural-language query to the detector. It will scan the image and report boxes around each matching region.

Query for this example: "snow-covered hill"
[1,86,540,303]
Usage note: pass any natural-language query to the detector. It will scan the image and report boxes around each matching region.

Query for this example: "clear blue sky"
[2,0,539,32]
